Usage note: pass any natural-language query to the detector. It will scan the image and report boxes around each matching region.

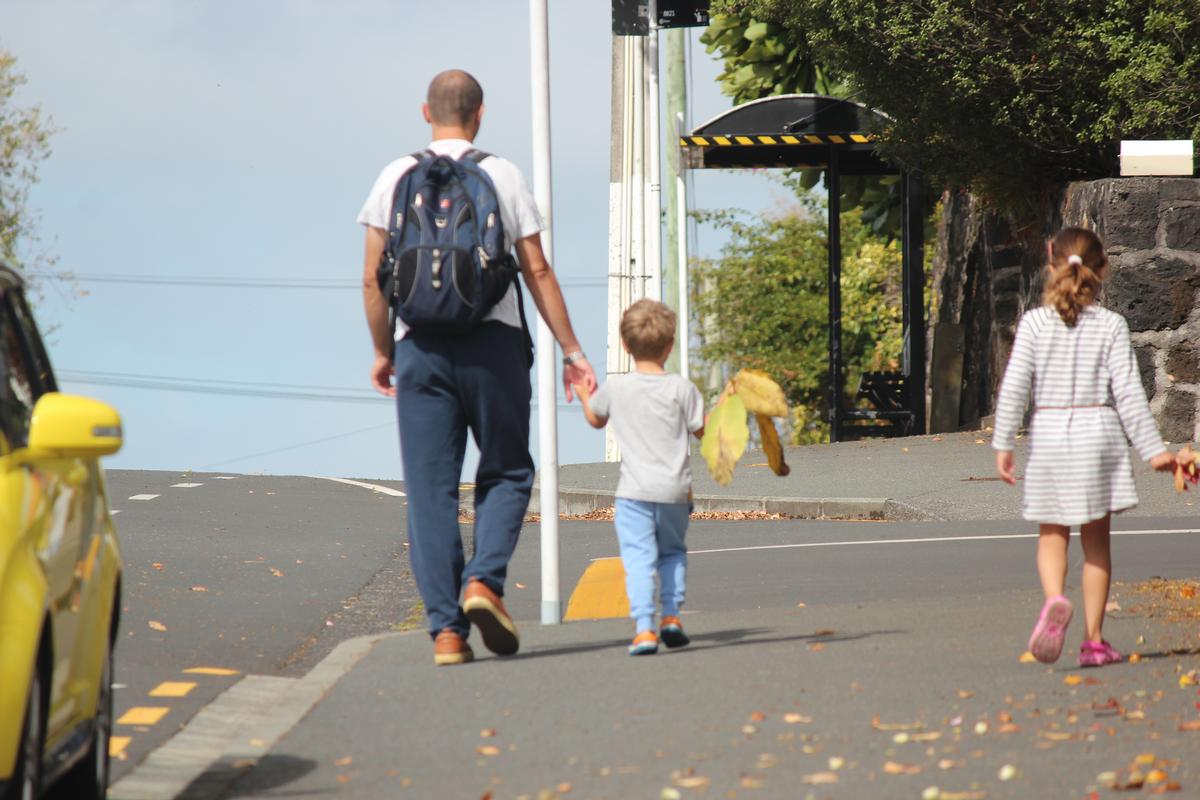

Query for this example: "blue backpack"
[378,149,530,358]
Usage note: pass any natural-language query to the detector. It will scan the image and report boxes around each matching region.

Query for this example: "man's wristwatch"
[562,350,587,366]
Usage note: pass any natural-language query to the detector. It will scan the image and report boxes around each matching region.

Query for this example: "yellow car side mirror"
[26,393,123,459]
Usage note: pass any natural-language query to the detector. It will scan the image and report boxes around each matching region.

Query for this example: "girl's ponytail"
[1044,228,1106,327]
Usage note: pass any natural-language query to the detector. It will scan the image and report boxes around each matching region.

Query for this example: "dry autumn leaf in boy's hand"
[1174,445,1198,492]
[732,369,788,418]
[701,394,749,486]
[755,414,790,477]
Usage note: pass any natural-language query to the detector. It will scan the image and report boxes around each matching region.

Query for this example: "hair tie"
[1067,254,1083,267]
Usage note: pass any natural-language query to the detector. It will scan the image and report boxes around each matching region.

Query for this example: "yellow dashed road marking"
[183,666,240,676]
[117,706,169,726]
[109,736,131,758]
[564,558,629,621]
[149,681,196,698]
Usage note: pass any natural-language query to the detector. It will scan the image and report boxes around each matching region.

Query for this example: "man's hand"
[563,356,596,403]
[996,450,1016,485]
[370,354,396,397]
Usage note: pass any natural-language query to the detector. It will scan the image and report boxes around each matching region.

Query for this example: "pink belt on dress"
[1035,404,1111,410]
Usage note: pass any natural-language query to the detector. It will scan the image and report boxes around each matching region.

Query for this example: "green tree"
[709,1,1200,217]
[1,50,54,273]
[693,187,903,443]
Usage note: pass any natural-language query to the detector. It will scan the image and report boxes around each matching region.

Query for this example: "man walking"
[358,70,596,665]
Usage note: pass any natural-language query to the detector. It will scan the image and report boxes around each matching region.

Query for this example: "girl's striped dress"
[993,305,1167,525]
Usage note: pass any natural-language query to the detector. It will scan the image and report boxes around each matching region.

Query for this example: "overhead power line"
[57,368,584,409]
[29,271,608,289]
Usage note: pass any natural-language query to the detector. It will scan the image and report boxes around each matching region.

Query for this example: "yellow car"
[0,265,123,800]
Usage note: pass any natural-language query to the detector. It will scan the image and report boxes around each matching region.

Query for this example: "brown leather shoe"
[433,629,474,666]
[462,578,519,656]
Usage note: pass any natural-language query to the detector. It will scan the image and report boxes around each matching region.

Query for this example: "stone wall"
[928,177,1200,444]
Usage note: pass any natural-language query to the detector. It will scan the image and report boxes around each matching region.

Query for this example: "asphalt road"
[106,470,418,781]
[217,515,1199,799]
[104,468,1200,798]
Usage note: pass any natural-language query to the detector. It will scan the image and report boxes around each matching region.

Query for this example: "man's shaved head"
[426,70,484,126]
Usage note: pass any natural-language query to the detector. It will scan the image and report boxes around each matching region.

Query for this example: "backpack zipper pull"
[431,248,442,289]
[478,247,489,270]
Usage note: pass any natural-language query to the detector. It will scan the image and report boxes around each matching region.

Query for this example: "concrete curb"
[109,631,406,800]
[522,488,922,521]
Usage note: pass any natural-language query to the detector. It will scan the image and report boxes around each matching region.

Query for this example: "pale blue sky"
[0,0,780,478]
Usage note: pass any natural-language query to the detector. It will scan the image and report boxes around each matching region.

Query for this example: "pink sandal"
[1078,640,1123,668]
[1028,595,1073,663]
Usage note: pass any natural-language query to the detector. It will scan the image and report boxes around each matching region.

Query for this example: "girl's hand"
[996,450,1017,485]
[1149,451,1177,472]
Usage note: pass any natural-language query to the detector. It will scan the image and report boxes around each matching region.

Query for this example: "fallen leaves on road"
[476,745,500,757]
[783,713,812,724]
[190,585,207,592]
[884,760,922,775]
[151,563,164,570]
[801,771,838,785]
[871,715,924,731]
[480,728,497,738]
[333,756,352,767]
[1019,651,1038,663]
[270,568,284,577]
[148,620,167,632]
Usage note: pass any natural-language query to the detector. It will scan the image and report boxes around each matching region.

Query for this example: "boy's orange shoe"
[628,630,659,656]
[660,616,690,649]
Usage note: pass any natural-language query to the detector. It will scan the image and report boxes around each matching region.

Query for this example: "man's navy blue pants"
[393,322,533,640]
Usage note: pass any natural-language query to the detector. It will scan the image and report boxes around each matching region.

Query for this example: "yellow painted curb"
[564,558,629,621]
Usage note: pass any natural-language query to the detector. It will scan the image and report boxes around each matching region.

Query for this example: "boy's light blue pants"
[614,498,690,633]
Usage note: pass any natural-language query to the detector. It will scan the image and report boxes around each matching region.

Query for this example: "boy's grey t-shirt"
[589,372,704,504]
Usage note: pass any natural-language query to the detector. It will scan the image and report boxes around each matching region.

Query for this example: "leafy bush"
[692,186,903,443]
[0,51,53,271]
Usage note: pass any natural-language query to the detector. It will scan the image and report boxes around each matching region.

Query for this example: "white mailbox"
[1119,140,1194,176]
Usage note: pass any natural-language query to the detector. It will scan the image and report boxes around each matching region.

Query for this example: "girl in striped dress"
[993,227,1178,667]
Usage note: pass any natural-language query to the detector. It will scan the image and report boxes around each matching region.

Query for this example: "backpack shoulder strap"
[463,149,492,164]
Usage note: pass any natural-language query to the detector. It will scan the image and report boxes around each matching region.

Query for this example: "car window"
[8,289,56,393]
[0,295,37,452]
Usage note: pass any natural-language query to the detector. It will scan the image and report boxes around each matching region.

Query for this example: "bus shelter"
[680,94,926,441]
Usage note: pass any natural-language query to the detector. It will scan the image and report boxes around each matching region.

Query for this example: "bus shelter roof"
[680,94,896,175]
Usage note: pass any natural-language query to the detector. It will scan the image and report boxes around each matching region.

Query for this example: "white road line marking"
[110,510,122,515]
[213,476,237,480]
[314,476,406,497]
[171,482,204,488]
[128,494,160,501]
[590,528,1200,561]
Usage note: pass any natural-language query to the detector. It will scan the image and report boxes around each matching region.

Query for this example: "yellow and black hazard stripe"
[680,133,873,147]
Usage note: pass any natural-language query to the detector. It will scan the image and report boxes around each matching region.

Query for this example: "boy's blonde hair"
[620,299,676,360]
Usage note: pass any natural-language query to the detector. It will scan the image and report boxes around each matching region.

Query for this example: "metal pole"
[645,1,662,302]
[827,148,842,443]
[902,173,927,434]
[663,28,686,372]
[675,111,689,381]
[605,36,626,462]
[529,0,559,625]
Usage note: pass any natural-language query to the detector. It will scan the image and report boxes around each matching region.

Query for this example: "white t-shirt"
[589,372,705,504]
[357,138,544,339]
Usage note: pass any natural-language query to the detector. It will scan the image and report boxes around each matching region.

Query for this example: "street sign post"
[613,0,708,35]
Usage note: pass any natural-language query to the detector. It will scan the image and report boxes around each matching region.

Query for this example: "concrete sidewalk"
[540,430,1194,522]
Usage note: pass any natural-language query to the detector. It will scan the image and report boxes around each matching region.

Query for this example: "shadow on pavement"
[176,753,317,800]
[511,626,907,661]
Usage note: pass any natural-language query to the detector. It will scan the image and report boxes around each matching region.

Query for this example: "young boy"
[577,299,705,655]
